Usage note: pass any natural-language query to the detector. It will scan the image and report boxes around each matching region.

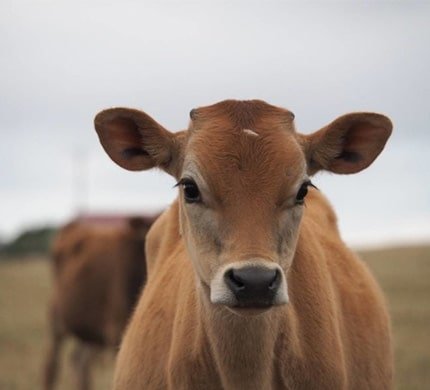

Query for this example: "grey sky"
[1,1,429,247]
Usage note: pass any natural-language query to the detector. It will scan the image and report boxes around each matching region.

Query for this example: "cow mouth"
[226,305,274,317]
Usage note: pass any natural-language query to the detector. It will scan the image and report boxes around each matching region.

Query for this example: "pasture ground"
[0,246,429,389]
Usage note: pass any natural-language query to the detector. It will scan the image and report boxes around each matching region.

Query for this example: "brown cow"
[43,215,156,390]
[95,100,393,389]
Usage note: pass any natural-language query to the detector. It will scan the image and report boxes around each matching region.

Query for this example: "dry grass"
[359,245,430,390]
[0,246,429,389]
[0,258,114,390]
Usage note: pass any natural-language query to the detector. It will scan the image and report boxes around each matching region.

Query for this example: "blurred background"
[1,1,429,389]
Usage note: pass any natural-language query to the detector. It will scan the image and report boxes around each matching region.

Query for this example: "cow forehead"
[184,105,306,201]
[187,125,302,169]
[188,99,296,143]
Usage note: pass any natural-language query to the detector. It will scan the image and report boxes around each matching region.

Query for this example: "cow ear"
[94,108,181,175]
[301,112,392,175]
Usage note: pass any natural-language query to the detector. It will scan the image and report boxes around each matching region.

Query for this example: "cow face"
[95,99,391,315]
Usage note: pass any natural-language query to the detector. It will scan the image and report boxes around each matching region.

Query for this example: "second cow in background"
[43,214,157,390]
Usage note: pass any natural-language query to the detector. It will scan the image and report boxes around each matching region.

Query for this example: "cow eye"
[178,178,201,203]
[295,181,312,205]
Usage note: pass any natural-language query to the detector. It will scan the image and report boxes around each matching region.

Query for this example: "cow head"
[95,100,392,315]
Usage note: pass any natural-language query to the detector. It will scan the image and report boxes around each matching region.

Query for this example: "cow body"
[94,99,394,389]
[115,195,392,389]
[44,216,155,390]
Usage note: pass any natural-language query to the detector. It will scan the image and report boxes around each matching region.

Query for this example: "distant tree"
[0,226,57,259]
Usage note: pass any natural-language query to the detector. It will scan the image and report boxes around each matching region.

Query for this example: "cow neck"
[196,284,290,389]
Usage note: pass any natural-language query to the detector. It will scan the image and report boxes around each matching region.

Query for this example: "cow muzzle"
[210,262,289,313]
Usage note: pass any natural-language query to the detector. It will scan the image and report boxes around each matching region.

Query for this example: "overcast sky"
[1,0,429,247]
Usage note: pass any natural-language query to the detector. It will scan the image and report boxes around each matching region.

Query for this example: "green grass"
[0,247,429,389]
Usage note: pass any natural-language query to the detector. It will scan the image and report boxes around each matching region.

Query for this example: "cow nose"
[224,266,281,307]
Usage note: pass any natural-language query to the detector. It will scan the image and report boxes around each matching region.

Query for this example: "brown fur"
[43,215,157,390]
[94,100,393,389]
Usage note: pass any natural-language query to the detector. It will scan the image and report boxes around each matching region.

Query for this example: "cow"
[43,215,156,390]
[94,99,393,389]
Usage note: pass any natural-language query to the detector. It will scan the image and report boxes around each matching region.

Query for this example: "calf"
[44,215,156,390]
[95,100,393,389]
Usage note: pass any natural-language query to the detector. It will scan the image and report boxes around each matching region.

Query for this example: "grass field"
[0,246,429,389]
[0,258,114,390]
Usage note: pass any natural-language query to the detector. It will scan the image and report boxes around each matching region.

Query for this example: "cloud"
[1,1,429,245]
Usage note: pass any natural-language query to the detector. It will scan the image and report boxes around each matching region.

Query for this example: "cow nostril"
[225,269,245,291]
[269,269,281,291]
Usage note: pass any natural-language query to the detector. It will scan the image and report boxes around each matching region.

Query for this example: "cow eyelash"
[295,180,317,206]
[175,178,202,204]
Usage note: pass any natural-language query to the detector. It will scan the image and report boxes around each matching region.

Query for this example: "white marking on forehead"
[243,128,259,137]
